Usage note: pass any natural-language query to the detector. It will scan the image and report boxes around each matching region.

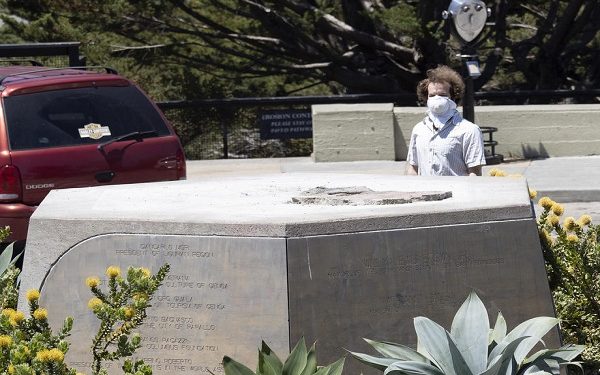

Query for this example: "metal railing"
[474,89,600,101]
[0,42,83,67]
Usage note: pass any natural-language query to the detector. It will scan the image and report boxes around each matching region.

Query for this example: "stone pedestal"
[19,174,557,375]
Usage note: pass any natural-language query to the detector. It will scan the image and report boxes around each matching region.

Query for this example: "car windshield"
[3,85,170,150]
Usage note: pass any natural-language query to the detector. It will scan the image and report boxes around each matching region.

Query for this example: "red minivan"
[0,66,186,242]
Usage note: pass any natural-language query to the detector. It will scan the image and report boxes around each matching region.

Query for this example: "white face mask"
[427,95,456,115]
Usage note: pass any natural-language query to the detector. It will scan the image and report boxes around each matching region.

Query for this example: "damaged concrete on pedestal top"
[27,173,532,238]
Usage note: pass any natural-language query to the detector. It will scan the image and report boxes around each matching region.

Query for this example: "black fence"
[157,94,418,160]
[156,105,315,160]
[157,90,600,160]
[0,42,82,67]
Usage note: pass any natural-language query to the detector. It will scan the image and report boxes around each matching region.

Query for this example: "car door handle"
[95,171,115,183]
[158,156,177,169]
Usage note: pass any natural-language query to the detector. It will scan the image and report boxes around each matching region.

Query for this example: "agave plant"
[349,292,583,375]
[223,338,345,375]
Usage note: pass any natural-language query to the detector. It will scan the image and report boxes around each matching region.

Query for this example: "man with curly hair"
[406,65,486,176]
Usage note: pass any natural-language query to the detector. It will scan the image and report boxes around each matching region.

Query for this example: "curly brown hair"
[416,65,465,104]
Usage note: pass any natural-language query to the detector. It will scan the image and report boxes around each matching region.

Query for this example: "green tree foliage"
[482,1,600,95]
[1,0,598,98]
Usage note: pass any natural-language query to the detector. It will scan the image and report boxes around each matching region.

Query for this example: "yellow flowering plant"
[536,197,600,362]
[0,287,74,375]
[0,240,169,375]
[88,264,169,375]
[489,171,600,365]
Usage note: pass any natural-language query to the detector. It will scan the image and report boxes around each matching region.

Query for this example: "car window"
[3,85,170,150]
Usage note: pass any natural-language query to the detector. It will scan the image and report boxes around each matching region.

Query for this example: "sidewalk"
[489,156,600,222]
[186,155,600,222]
[484,156,600,203]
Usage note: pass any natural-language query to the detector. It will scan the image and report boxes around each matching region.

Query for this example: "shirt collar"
[425,110,459,131]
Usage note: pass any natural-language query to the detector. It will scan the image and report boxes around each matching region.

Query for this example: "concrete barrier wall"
[311,103,600,162]
[312,103,395,162]
[395,104,600,160]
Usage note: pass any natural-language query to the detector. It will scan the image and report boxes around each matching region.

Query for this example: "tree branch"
[168,0,237,35]
[240,0,333,57]
[546,0,585,57]
[519,4,547,20]
[316,13,415,61]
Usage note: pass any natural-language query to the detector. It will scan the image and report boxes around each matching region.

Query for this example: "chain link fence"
[156,94,418,160]
[160,105,313,160]
[0,55,70,68]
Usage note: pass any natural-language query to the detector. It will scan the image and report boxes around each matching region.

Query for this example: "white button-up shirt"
[407,111,486,176]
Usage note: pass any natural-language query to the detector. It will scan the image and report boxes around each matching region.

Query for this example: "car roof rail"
[0,66,119,86]
[0,59,43,66]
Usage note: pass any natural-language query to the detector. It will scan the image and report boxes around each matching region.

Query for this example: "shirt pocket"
[433,136,461,158]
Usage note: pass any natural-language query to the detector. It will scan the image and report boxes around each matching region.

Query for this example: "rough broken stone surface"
[291,186,452,205]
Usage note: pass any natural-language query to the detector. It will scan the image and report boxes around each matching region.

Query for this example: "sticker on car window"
[78,123,112,140]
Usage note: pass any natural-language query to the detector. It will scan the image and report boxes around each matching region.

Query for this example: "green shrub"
[0,226,10,243]
[489,169,600,367]
[536,197,600,363]
[0,227,22,310]
[0,263,169,375]
[0,265,19,311]
[223,338,345,375]
[350,292,582,375]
